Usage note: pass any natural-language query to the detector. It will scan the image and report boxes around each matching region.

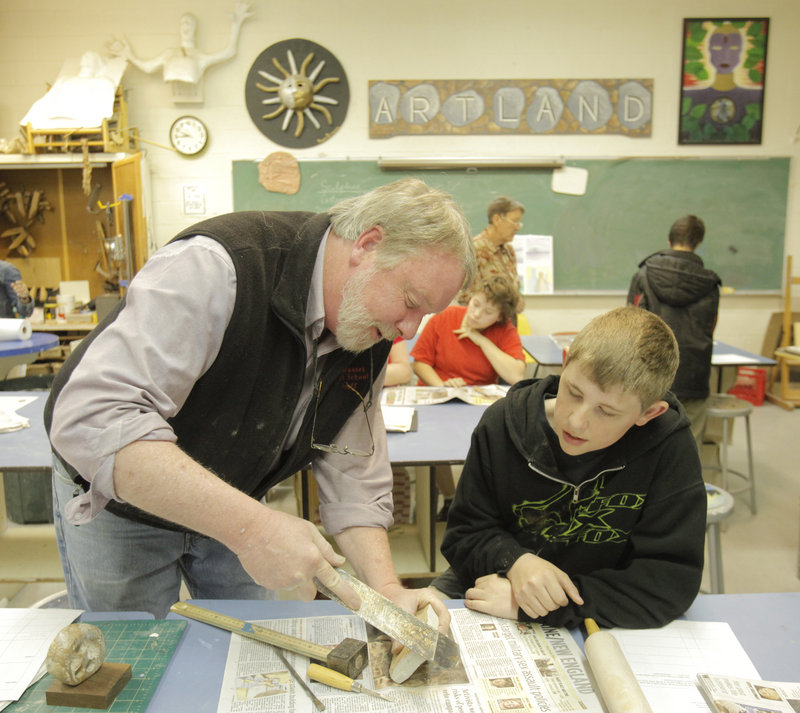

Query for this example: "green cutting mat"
[7,619,187,713]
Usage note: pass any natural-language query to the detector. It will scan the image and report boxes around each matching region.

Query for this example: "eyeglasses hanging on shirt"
[309,341,375,458]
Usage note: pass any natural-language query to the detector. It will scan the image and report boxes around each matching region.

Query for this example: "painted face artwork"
[709,27,743,75]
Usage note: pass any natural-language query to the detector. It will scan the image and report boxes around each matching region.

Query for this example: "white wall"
[1,0,798,352]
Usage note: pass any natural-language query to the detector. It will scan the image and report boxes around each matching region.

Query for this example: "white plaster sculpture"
[107,1,253,85]
[20,52,126,130]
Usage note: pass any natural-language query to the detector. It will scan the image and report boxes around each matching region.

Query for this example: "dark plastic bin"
[3,469,54,524]
[0,374,55,391]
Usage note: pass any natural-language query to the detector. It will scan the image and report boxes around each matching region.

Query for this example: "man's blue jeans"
[52,455,272,618]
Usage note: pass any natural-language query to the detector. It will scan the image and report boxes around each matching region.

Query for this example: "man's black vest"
[45,211,391,531]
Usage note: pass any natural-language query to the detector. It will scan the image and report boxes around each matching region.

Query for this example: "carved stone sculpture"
[46,623,106,686]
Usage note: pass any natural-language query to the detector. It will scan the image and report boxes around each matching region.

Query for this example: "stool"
[702,394,756,514]
[705,484,735,594]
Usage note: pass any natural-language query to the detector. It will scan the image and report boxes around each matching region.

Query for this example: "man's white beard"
[336,267,395,353]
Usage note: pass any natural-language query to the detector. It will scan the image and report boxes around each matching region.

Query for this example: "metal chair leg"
[744,413,756,514]
[706,521,725,594]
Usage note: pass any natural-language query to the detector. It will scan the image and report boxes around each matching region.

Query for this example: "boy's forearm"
[442,507,529,585]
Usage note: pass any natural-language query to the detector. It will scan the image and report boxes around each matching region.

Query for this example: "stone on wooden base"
[46,662,132,709]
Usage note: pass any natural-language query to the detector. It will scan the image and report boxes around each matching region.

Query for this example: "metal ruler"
[170,601,334,661]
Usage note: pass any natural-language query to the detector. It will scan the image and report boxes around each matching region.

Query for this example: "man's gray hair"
[329,178,476,288]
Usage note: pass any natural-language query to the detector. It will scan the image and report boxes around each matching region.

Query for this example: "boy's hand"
[507,553,584,619]
[378,583,452,654]
[464,573,518,619]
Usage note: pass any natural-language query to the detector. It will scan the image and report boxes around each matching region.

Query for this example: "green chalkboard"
[232,157,789,292]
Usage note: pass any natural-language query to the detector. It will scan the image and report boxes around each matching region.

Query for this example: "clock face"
[169,115,209,156]
[245,38,349,149]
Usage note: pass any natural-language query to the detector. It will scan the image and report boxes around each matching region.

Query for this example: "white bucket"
[56,294,75,320]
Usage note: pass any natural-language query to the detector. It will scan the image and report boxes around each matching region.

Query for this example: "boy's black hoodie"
[442,375,706,629]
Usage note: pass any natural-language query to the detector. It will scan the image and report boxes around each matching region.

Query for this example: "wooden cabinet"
[1,152,150,299]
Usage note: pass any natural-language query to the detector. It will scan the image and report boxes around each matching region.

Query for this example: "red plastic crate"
[727,366,767,406]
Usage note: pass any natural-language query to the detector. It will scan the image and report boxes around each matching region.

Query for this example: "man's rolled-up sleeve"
[49,237,236,524]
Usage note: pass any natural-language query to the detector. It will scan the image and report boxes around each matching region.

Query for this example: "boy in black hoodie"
[627,214,721,449]
[432,306,706,630]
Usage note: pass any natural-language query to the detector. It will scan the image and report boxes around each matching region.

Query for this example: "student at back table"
[431,306,706,629]
[626,214,721,450]
[411,275,526,519]
[411,275,525,388]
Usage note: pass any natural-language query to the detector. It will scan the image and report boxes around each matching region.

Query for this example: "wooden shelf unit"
[1,152,150,300]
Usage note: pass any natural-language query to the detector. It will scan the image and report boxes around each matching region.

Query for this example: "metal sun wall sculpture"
[245,38,349,148]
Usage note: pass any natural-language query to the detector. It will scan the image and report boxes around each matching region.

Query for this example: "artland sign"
[369,78,653,138]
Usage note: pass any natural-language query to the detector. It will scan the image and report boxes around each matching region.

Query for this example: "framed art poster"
[679,18,769,144]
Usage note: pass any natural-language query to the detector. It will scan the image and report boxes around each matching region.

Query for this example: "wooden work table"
[30,319,96,334]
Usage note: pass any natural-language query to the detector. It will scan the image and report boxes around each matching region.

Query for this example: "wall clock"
[245,38,350,149]
[169,115,209,156]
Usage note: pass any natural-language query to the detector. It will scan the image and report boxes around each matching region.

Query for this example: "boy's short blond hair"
[564,306,679,409]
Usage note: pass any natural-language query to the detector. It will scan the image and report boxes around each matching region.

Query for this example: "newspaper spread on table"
[215,608,764,713]
[216,608,602,713]
[696,673,800,713]
[381,385,508,407]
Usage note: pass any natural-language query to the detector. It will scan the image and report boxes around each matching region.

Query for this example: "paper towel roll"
[0,318,32,342]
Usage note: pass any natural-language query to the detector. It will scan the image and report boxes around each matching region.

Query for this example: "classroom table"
[386,401,487,573]
[521,335,777,390]
[70,592,800,713]
[0,391,50,470]
[0,391,61,581]
[3,390,479,577]
[302,400,486,573]
[0,332,58,380]
[1,391,486,478]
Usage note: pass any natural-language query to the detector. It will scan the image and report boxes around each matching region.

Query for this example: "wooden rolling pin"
[584,618,653,713]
